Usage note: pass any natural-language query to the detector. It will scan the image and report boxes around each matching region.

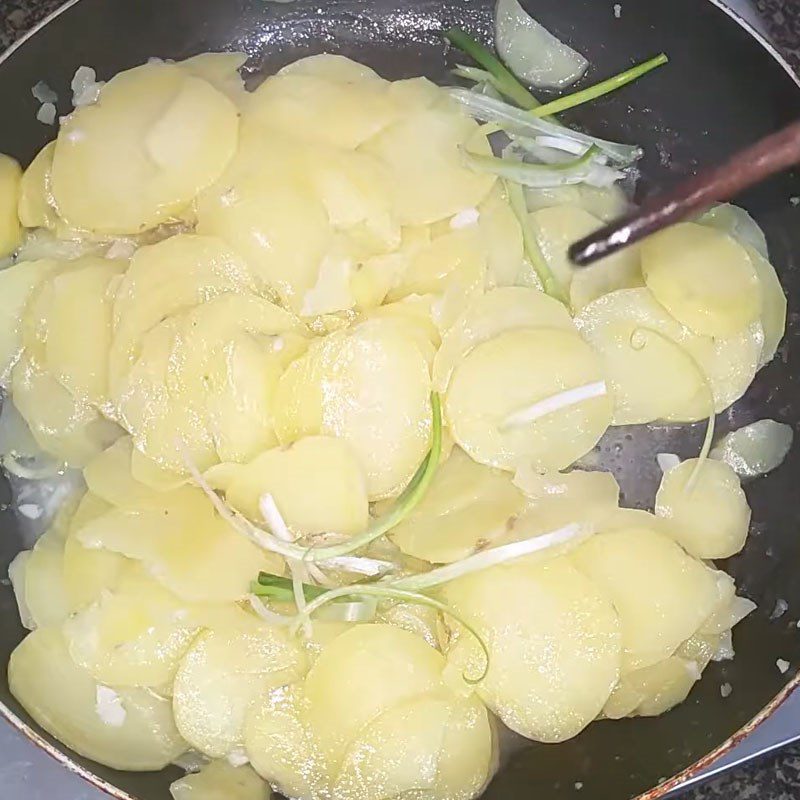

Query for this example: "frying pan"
[0,1,799,798]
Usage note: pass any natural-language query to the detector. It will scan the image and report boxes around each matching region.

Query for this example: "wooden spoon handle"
[569,119,800,267]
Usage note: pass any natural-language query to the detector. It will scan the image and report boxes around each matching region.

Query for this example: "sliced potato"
[641,222,761,337]
[303,624,444,772]
[441,557,621,742]
[530,205,642,310]
[525,183,629,223]
[333,691,493,800]
[9,627,187,770]
[746,245,786,366]
[170,760,269,800]
[52,63,239,234]
[699,203,769,258]
[63,535,132,614]
[432,286,574,392]
[0,153,22,257]
[206,436,368,536]
[389,446,526,563]
[246,71,396,150]
[478,186,524,288]
[22,527,69,629]
[654,458,751,559]
[173,612,307,758]
[274,319,432,499]
[360,101,496,225]
[77,485,282,603]
[575,288,763,423]
[11,356,121,466]
[570,527,721,671]
[63,568,202,687]
[279,53,381,83]
[445,327,612,472]
[18,142,57,229]
[178,52,247,103]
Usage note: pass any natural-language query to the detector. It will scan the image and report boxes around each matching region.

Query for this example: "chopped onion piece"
[31,81,57,104]
[36,103,57,126]
[710,419,793,479]
[770,598,789,621]
[495,0,588,89]
[389,523,588,591]
[720,682,732,698]
[448,88,642,166]
[95,685,126,728]
[71,66,104,107]
[656,453,681,474]
[500,381,607,431]
[8,551,34,631]
[730,596,757,627]
[777,659,791,675]
[315,598,378,623]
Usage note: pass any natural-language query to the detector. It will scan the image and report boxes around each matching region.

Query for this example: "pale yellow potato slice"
[746,245,786,366]
[530,205,642,311]
[641,222,761,337]
[110,233,255,392]
[575,288,763,423]
[478,185,524,288]
[0,153,22,257]
[170,761,269,800]
[178,52,247,103]
[432,286,574,392]
[33,257,125,405]
[84,437,167,508]
[570,527,720,671]
[173,612,307,758]
[445,327,612,472]
[0,258,57,385]
[11,356,121,466]
[441,557,621,742]
[655,458,751,559]
[21,527,69,629]
[63,536,132,614]
[274,319,432,499]
[360,101,496,225]
[62,568,202,688]
[377,602,441,649]
[206,435,368,536]
[389,446,526,563]
[333,691,493,800]
[77,486,282,603]
[130,445,188,490]
[51,63,239,234]
[524,183,630,222]
[246,71,396,150]
[278,53,381,83]
[303,624,444,773]
[9,627,187,770]
[603,656,700,719]
[18,142,57,229]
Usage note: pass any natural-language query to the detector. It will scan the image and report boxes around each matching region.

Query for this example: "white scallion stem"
[500,382,607,431]
[320,555,396,577]
[247,594,293,626]
[389,523,587,592]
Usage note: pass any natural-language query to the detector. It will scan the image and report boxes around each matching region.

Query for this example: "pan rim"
[0,1,797,799]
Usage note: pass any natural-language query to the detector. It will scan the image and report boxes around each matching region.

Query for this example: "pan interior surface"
[0,1,799,798]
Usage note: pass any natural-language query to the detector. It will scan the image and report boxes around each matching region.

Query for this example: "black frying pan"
[1,1,799,798]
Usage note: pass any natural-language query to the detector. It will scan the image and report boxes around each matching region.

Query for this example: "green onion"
[464,144,601,187]
[252,574,329,602]
[505,179,568,304]
[531,53,668,118]
[444,27,540,110]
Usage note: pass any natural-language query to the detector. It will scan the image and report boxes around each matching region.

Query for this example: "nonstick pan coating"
[0,1,799,798]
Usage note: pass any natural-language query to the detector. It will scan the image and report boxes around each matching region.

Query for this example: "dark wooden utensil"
[569,119,800,266]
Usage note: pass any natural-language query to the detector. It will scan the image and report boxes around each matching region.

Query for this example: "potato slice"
[477,186,524,288]
[274,319,432,499]
[84,437,166,508]
[746,245,786,366]
[11,356,121,466]
[441,557,621,742]
[575,288,763,423]
[21,527,69,629]
[641,222,761,337]
[0,258,57,385]
[530,205,642,311]
[524,183,629,223]
[18,142,57,229]
[303,624,444,772]
[77,485,282,603]
[110,234,255,392]
[279,54,381,83]
[570,527,720,671]
[52,62,239,234]
[32,257,125,405]
[178,52,247,103]
[654,458,751,559]
[246,71,396,150]
[170,760,269,800]
[389,446,526,563]
[173,612,307,758]
[360,101,496,225]
[63,536,132,614]
[333,691,493,800]
[432,286,574,392]
[0,153,22,257]
[206,436,368,536]
[63,568,202,687]
[9,627,187,770]
[445,327,612,472]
